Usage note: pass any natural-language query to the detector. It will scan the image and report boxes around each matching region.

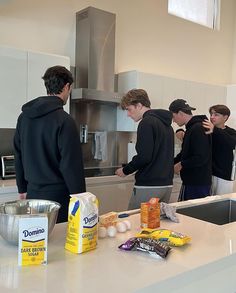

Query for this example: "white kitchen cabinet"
[116,71,138,131]
[117,70,164,109]
[226,85,236,128]
[0,46,70,128]
[0,47,27,128]
[116,69,231,137]
[27,51,70,113]
[117,70,227,118]
[86,176,134,214]
[116,107,138,131]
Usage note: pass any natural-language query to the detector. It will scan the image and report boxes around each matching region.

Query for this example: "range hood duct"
[72,6,122,103]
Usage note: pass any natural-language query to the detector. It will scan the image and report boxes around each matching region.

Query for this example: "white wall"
[226,85,236,128]
[0,0,236,85]
[232,12,236,83]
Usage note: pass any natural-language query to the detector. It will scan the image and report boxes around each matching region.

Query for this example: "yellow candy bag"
[136,228,191,246]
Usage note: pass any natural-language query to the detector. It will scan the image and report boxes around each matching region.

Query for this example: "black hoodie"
[175,115,212,185]
[123,109,174,186]
[211,126,236,180]
[14,96,86,196]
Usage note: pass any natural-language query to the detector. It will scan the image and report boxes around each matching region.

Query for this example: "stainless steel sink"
[176,199,236,225]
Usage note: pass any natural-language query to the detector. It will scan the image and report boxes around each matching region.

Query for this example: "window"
[168,0,220,30]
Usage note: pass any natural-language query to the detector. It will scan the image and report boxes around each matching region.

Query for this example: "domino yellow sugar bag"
[136,228,191,246]
[65,192,98,254]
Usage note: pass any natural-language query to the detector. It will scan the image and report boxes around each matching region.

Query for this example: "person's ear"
[136,102,143,109]
[224,115,229,122]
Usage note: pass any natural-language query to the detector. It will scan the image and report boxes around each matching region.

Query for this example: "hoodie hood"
[22,96,64,119]
[186,115,208,130]
[144,109,173,126]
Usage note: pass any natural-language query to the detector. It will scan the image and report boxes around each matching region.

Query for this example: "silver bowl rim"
[0,199,61,216]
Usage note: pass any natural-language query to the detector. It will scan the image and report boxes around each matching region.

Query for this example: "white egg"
[98,226,107,238]
[107,226,117,237]
[123,220,131,230]
[116,221,127,233]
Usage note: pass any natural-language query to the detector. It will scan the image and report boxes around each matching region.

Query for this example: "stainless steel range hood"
[71,6,122,103]
[72,88,122,104]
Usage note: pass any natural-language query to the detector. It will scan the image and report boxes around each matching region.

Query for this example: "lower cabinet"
[0,176,135,215]
[86,176,134,215]
[86,175,182,214]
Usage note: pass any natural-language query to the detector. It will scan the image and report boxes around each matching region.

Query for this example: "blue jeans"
[178,185,211,201]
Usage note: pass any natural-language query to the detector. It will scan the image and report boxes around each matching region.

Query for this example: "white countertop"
[1,194,236,292]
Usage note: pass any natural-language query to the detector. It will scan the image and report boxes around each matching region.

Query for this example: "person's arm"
[174,152,182,175]
[175,128,185,141]
[174,162,182,174]
[115,167,126,177]
[123,120,156,175]
[13,116,28,194]
[202,119,214,134]
[203,120,236,148]
[58,116,86,194]
[174,151,182,164]
[19,193,27,200]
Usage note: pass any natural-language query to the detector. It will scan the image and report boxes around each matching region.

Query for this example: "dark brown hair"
[209,104,230,117]
[42,65,73,95]
[120,89,151,109]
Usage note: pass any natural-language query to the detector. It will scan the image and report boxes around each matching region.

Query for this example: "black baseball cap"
[169,99,196,113]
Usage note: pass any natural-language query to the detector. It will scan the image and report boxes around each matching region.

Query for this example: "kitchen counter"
[1,194,236,292]
[0,175,134,190]
[0,176,134,213]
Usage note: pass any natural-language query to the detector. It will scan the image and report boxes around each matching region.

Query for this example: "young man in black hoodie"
[203,104,236,195]
[169,99,212,201]
[115,89,174,209]
[14,66,86,222]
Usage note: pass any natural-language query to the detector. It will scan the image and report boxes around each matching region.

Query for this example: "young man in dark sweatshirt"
[115,89,174,209]
[203,104,236,195]
[14,66,86,222]
[169,99,212,201]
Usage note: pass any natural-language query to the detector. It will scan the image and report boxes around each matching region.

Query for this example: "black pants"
[178,185,211,201]
[27,189,70,223]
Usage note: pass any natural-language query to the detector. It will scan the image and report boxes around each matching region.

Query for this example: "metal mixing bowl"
[0,199,61,245]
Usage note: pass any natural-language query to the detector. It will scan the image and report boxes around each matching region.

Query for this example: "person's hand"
[175,129,185,142]
[19,193,26,200]
[202,119,214,134]
[115,167,126,177]
[174,162,182,175]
